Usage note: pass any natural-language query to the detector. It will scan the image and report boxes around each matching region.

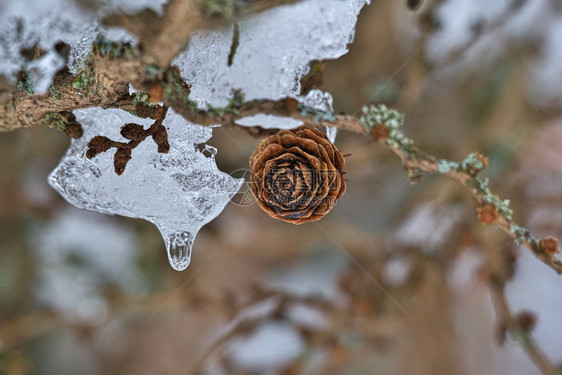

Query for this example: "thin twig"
[489,282,560,375]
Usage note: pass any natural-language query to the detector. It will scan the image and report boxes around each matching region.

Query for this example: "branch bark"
[2,36,561,275]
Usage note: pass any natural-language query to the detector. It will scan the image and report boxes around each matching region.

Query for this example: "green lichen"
[202,0,244,19]
[162,68,191,102]
[91,35,136,59]
[72,62,95,92]
[131,91,160,118]
[16,70,34,95]
[437,159,459,173]
[48,85,60,100]
[477,177,513,220]
[460,152,486,175]
[360,104,403,131]
[132,92,153,106]
[466,176,513,220]
[40,112,67,133]
[313,111,337,123]
[227,90,245,109]
[206,103,226,117]
[403,166,424,184]
[510,224,533,246]
[361,104,414,155]
[299,105,336,124]
[205,90,246,117]
[40,111,83,138]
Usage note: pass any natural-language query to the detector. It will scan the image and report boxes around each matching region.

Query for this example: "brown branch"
[0,0,559,276]
[489,282,560,375]
[187,287,334,375]
[103,0,303,68]
[85,105,169,174]
[6,47,560,274]
[1,0,305,132]
[2,37,561,275]
[162,96,562,274]
[379,141,562,275]
[1,54,143,132]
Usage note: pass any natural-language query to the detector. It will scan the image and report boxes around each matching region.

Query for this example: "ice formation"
[175,0,368,106]
[49,108,242,270]
[41,0,369,270]
[299,89,339,143]
[0,0,166,92]
[235,89,339,139]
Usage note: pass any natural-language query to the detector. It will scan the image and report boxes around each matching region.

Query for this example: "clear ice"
[235,89,339,142]
[298,89,339,143]
[41,0,369,270]
[176,0,368,107]
[49,108,243,271]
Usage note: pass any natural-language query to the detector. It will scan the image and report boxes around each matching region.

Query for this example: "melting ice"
[44,0,368,270]
[49,108,243,270]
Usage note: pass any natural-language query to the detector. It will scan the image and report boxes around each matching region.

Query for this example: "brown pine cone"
[249,126,346,224]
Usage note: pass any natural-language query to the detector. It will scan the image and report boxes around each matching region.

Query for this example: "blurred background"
[2,0,562,374]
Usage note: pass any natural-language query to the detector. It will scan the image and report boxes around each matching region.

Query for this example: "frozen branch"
[173,98,562,274]
[0,0,303,132]
[2,35,561,275]
[0,0,559,276]
[102,0,303,67]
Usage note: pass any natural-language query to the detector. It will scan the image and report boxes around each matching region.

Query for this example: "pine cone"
[249,126,346,224]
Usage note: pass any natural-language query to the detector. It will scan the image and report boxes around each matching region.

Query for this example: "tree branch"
[169,97,562,274]
[2,37,561,275]
[489,282,560,375]
[102,0,303,68]
[0,0,560,276]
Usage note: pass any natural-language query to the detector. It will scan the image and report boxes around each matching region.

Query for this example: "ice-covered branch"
[103,0,303,67]
[176,97,562,274]
[1,0,559,276]
[0,0,304,132]
[3,36,561,275]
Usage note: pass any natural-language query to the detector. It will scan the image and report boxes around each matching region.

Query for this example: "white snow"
[174,0,369,107]
[236,114,303,129]
[266,250,348,301]
[235,89,339,140]
[33,207,138,323]
[0,0,165,92]
[226,321,305,372]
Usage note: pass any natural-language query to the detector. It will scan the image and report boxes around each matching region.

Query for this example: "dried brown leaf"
[86,136,113,158]
[120,123,146,141]
[152,124,170,153]
[114,147,132,175]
